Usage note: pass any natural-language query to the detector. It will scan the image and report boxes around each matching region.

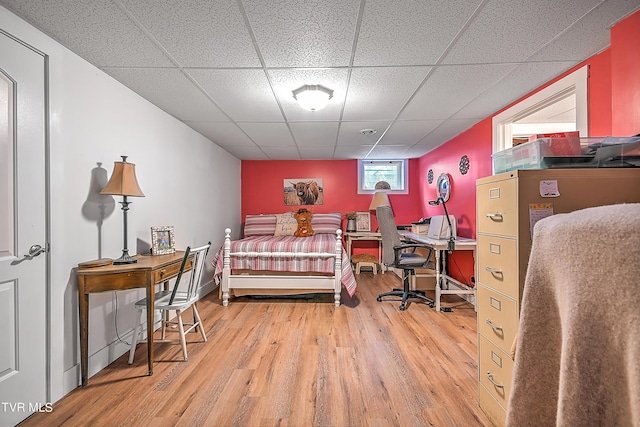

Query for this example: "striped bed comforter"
[212,234,357,297]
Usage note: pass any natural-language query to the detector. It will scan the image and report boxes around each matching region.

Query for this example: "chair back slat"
[169,242,211,305]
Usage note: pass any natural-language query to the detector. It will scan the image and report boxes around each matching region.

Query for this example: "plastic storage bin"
[493,136,640,174]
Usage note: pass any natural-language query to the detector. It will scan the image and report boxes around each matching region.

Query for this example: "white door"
[0,31,48,426]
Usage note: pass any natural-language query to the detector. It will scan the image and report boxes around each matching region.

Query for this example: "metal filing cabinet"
[476,168,640,426]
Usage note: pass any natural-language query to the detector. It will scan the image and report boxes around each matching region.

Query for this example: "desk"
[400,231,476,312]
[77,251,190,386]
[344,231,382,262]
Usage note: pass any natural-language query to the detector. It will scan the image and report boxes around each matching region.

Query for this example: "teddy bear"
[293,208,315,237]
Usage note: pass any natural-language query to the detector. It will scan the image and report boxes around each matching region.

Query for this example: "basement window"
[358,160,408,194]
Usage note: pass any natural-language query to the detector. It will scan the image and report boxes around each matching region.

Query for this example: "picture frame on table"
[151,226,175,255]
[355,212,371,232]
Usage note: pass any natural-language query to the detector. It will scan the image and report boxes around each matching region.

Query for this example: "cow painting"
[283,179,323,206]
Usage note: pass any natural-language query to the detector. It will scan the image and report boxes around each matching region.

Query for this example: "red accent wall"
[611,10,640,135]
[588,48,612,137]
[240,10,640,289]
[241,159,423,230]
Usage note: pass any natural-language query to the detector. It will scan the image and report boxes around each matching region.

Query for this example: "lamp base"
[112,251,138,265]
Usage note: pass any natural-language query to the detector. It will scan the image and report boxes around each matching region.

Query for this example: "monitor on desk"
[427,215,457,240]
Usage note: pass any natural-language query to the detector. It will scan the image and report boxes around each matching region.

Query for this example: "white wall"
[1,6,242,403]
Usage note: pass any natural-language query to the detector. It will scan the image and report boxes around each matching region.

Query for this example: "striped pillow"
[312,212,343,234]
[243,214,277,237]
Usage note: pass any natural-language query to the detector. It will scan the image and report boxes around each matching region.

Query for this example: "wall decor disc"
[459,155,470,175]
[427,169,434,184]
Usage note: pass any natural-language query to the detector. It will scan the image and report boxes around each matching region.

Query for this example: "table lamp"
[369,181,391,232]
[101,156,145,264]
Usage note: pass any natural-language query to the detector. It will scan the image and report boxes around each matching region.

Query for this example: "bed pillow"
[311,212,343,234]
[274,212,298,236]
[243,214,277,237]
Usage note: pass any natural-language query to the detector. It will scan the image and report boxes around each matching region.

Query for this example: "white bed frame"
[221,228,343,307]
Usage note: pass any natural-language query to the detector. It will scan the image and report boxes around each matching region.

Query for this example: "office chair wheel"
[377,296,382,302]
[399,303,407,311]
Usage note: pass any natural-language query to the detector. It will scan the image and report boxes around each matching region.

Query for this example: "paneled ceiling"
[1,0,638,160]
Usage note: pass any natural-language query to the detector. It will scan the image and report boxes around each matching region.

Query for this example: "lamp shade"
[369,191,391,210]
[100,156,145,197]
[292,84,334,111]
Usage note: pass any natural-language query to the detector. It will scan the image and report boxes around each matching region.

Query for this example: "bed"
[213,212,357,307]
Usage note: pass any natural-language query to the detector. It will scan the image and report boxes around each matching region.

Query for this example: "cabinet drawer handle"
[485,266,503,276]
[487,372,504,389]
[485,213,503,221]
[486,319,503,332]
[159,270,165,278]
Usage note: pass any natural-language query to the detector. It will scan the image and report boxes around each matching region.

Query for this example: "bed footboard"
[221,228,343,307]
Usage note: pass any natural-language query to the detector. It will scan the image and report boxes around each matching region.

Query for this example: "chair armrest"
[392,244,435,265]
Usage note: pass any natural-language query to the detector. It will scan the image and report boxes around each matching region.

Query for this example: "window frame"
[357,159,408,195]
[492,65,588,156]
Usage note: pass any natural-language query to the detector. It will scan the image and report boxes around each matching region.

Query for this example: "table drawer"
[154,258,191,283]
[478,285,518,355]
[477,235,518,298]
[477,178,517,237]
[479,335,514,412]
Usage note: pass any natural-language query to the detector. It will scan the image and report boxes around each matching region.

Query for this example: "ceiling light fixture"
[292,84,334,111]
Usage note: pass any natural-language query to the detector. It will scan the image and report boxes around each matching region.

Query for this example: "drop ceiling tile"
[105,68,229,121]
[120,0,261,67]
[527,0,640,62]
[268,68,349,121]
[184,121,256,147]
[337,121,391,146]
[334,145,375,159]
[442,0,602,65]
[415,118,479,148]
[366,145,411,159]
[298,146,336,159]
[289,122,339,147]
[221,145,269,160]
[354,0,483,66]
[261,146,302,160]
[187,69,283,121]
[242,0,360,67]
[0,0,173,67]
[401,64,516,120]
[452,61,579,120]
[380,120,444,145]
[237,122,295,147]
[343,67,431,121]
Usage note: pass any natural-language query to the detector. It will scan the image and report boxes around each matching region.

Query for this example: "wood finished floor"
[21,272,491,427]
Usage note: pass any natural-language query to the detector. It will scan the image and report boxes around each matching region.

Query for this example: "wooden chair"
[128,242,211,363]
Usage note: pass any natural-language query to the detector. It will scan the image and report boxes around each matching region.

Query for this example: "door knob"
[28,244,45,257]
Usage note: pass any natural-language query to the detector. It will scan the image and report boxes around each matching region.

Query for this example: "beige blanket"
[506,203,640,426]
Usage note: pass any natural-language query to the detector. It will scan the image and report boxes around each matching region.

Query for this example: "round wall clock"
[436,173,452,202]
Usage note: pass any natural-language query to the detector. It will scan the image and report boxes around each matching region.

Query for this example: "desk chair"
[128,242,211,363]
[376,206,435,311]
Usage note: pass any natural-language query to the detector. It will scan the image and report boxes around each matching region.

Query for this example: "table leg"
[78,278,89,386]
[146,283,154,376]
[434,249,442,312]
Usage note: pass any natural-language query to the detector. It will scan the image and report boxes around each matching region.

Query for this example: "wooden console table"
[77,251,190,386]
